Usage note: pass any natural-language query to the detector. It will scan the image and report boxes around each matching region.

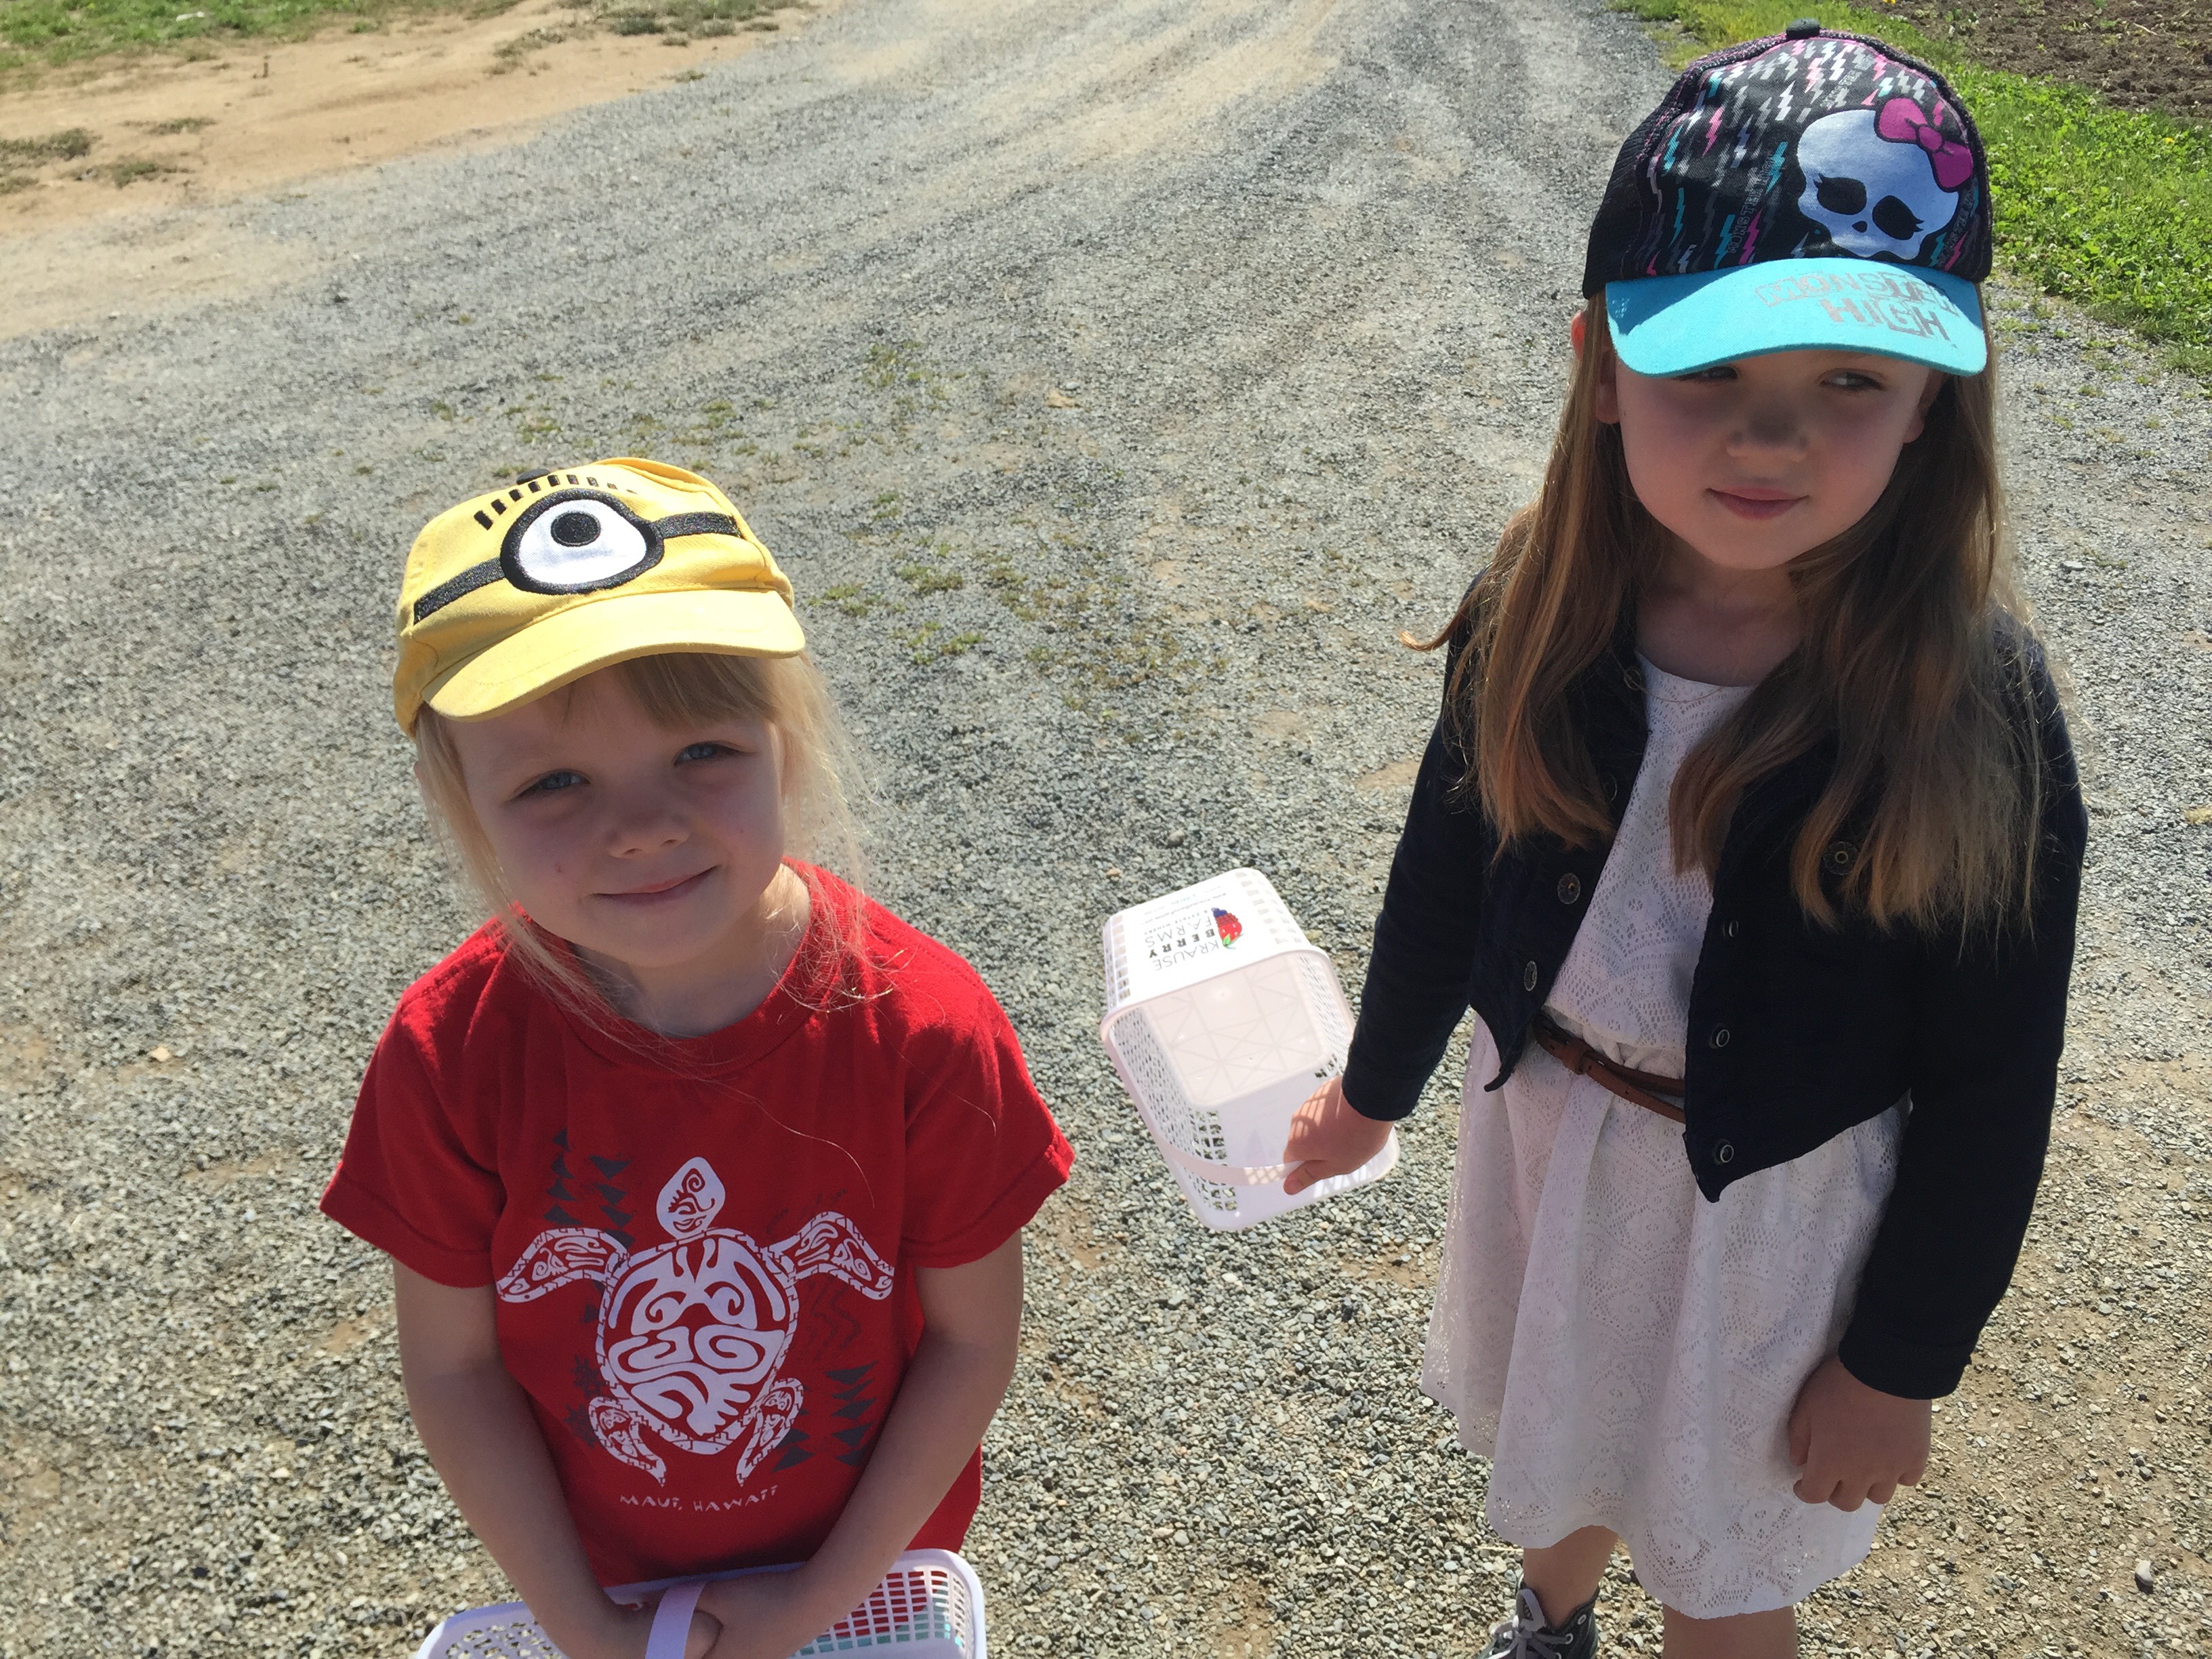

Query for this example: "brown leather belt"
[1529,1013,1687,1124]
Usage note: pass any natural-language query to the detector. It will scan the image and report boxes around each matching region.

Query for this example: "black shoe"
[1479,1584,1599,1659]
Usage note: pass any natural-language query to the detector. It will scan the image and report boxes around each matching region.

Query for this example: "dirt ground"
[1882,0,2212,121]
[0,0,811,234]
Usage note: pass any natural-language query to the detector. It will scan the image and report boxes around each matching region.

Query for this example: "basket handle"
[1156,1140,1298,1187]
[646,1580,705,1659]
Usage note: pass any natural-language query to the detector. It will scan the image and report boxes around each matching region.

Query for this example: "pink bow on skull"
[1875,97,1973,192]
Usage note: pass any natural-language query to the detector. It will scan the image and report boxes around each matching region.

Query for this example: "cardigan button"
[1714,1140,1737,1165]
[1601,773,1619,802]
[1709,1025,1732,1050]
[1825,840,1856,875]
[1723,918,1740,939]
[1557,874,1582,905]
[1523,960,1540,992]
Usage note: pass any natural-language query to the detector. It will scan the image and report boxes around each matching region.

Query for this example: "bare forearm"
[407,1361,628,1656]
[800,1329,1017,1617]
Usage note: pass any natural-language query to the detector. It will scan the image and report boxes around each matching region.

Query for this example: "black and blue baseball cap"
[1584,20,1992,377]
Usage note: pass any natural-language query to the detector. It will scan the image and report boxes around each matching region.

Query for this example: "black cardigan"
[1341,623,2086,1399]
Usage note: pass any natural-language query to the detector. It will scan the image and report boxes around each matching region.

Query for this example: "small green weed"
[491,26,565,68]
[139,115,214,136]
[895,561,965,594]
[903,623,982,664]
[818,584,882,618]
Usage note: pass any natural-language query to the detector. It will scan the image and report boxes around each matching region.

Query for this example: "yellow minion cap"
[392,458,804,733]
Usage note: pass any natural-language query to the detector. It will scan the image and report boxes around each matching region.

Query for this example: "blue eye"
[523,770,585,796]
[677,742,729,763]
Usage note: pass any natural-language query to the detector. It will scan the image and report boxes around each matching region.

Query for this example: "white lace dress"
[1422,660,1906,1620]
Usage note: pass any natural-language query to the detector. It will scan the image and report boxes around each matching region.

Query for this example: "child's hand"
[1282,1077,1393,1195]
[689,1568,836,1659]
[1786,1354,1931,1510]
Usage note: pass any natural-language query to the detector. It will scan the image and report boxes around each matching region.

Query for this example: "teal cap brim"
[1605,260,1986,377]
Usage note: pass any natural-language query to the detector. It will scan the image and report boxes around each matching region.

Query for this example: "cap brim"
[422,588,806,723]
[1606,260,1986,377]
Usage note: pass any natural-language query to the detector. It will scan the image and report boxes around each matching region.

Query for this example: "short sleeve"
[320,1002,508,1288]
[898,989,1073,1270]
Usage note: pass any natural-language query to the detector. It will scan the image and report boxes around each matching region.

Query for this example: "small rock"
[2135,1559,2155,1593]
[1164,827,1187,847]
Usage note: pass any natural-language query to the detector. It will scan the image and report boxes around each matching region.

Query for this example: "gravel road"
[3,1,2209,1655]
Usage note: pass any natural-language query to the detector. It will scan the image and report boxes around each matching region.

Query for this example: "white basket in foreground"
[413,1548,983,1659]
[1100,868,1397,1231]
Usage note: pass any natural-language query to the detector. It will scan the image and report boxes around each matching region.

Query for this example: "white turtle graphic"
[496,1156,894,1486]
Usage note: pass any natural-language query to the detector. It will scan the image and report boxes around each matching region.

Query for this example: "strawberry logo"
[1212,907,1243,948]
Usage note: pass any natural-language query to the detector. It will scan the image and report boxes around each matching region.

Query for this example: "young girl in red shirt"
[323,459,1071,1659]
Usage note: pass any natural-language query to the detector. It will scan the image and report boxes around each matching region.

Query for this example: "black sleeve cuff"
[1340,1050,1430,1122]
[1837,1322,1971,1400]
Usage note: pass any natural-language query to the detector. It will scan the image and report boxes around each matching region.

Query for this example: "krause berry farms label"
[1109,870,1305,1008]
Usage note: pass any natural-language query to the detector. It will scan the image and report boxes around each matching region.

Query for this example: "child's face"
[1593,334,1942,575]
[442,665,788,978]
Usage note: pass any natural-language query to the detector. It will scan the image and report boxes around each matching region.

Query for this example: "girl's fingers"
[1785,1404,1812,1469]
[1796,1471,1855,1509]
[1867,1478,1899,1506]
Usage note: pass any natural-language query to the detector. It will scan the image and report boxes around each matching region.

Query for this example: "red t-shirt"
[321,868,1071,1587]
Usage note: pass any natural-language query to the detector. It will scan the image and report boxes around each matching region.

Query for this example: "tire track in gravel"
[1,1,2208,1655]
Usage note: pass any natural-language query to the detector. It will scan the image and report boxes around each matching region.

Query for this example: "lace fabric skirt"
[1422,1024,1905,1620]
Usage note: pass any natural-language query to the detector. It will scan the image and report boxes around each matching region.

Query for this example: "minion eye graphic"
[502,491,661,595]
[409,475,752,626]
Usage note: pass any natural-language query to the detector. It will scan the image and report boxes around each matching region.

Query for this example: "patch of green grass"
[1616,0,2212,373]
[0,0,785,76]
[103,155,174,184]
[1,0,413,71]
[0,127,93,163]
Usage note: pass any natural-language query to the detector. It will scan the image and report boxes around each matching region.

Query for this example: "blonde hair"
[413,651,867,1014]
[1431,300,2049,935]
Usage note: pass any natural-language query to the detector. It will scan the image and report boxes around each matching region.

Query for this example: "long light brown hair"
[413,650,868,1017]
[1431,302,2049,934]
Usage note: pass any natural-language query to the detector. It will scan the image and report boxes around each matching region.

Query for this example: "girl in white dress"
[1284,26,2084,1659]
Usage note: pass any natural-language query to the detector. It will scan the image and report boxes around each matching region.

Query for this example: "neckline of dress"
[1636,654,1759,708]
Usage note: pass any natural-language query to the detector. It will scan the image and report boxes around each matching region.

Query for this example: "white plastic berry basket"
[1099,867,1397,1231]
[411,1549,984,1659]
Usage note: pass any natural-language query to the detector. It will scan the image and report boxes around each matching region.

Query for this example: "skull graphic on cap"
[1795,100,1967,262]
